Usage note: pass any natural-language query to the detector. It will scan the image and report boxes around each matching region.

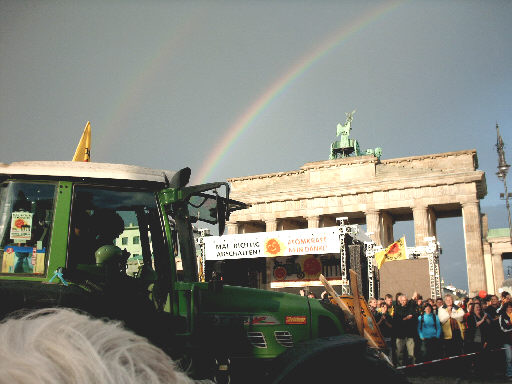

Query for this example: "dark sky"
[1,0,511,290]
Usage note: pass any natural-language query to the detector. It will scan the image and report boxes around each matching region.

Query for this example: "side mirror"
[166,167,191,189]
[174,181,247,235]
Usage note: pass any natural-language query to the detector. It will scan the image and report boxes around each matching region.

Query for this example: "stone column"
[413,205,429,246]
[265,218,278,232]
[491,251,505,293]
[462,200,487,296]
[381,212,394,246]
[365,209,382,246]
[428,208,437,239]
[227,222,239,235]
[482,242,495,294]
[307,216,321,228]
[481,213,489,239]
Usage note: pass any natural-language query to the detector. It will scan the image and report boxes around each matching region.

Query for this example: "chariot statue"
[329,110,382,160]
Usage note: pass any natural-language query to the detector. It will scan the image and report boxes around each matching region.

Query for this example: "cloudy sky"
[1,0,511,290]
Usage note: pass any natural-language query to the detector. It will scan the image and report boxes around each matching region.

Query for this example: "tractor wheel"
[266,335,409,384]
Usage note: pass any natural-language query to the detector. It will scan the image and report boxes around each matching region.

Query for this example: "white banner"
[203,226,340,261]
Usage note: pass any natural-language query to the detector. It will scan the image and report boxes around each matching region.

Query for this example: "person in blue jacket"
[417,303,441,362]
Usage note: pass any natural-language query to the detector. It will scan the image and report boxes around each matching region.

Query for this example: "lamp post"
[496,123,512,242]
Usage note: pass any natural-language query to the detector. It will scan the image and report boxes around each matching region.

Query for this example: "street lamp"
[496,123,512,242]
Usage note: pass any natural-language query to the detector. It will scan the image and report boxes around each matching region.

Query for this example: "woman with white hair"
[0,308,202,384]
[438,294,465,357]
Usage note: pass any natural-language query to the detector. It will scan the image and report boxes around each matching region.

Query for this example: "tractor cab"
[0,162,238,330]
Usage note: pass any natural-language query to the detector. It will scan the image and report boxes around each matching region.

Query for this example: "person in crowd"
[375,302,393,361]
[368,297,378,316]
[499,302,512,380]
[320,290,331,304]
[462,297,470,313]
[384,293,397,363]
[385,294,395,317]
[465,301,490,353]
[499,291,511,315]
[435,297,444,315]
[487,295,501,317]
[485,294,503,348]
[393,294,417,366]
[376,302,393,338]
[415,294,424,309]
[417,303,441,362]
[464,300,474,325]
[410,292,423,359]
[0,308,199,384]
[412,294,423,316]
[438,294,465,357]
[307,292,317,299]
[395,292,403,306]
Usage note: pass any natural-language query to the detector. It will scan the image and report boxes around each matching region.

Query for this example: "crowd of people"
[366,290,512,379]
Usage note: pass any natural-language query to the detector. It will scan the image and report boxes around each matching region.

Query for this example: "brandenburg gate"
[226,149,488,296]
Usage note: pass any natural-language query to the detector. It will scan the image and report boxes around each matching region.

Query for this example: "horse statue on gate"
[330,110,360,159]
[329,110,382,160]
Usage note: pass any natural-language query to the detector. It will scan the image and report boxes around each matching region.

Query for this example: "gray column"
[365,209,382,246]
[462,201,487,296]
[413,205,429,246]
[307,216,321,228]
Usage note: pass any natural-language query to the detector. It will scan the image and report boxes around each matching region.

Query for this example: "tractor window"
[0,181,57,275]
[68,186,166,279]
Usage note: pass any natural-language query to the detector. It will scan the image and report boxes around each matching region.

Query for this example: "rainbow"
[95,8,208,157]
[193,0,406,184]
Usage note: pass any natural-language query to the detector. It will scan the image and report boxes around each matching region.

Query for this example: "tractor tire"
[266,335,409,384]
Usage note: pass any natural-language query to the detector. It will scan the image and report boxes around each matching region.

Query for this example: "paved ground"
[407,375,510,384]
[402,352,510,384]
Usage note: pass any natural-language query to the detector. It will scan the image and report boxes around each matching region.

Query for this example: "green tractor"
[0,161,405,383]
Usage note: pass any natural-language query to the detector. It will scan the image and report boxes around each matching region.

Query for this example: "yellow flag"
[375,236,407,269]
[72,121,91,162]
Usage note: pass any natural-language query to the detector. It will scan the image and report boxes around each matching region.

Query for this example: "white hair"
[0,308,200,384]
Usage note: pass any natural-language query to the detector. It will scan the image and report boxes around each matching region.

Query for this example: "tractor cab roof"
[0,161,176,185]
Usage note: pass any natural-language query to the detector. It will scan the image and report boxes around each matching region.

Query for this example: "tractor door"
[157,177,246,333]
[66,185,173,310]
